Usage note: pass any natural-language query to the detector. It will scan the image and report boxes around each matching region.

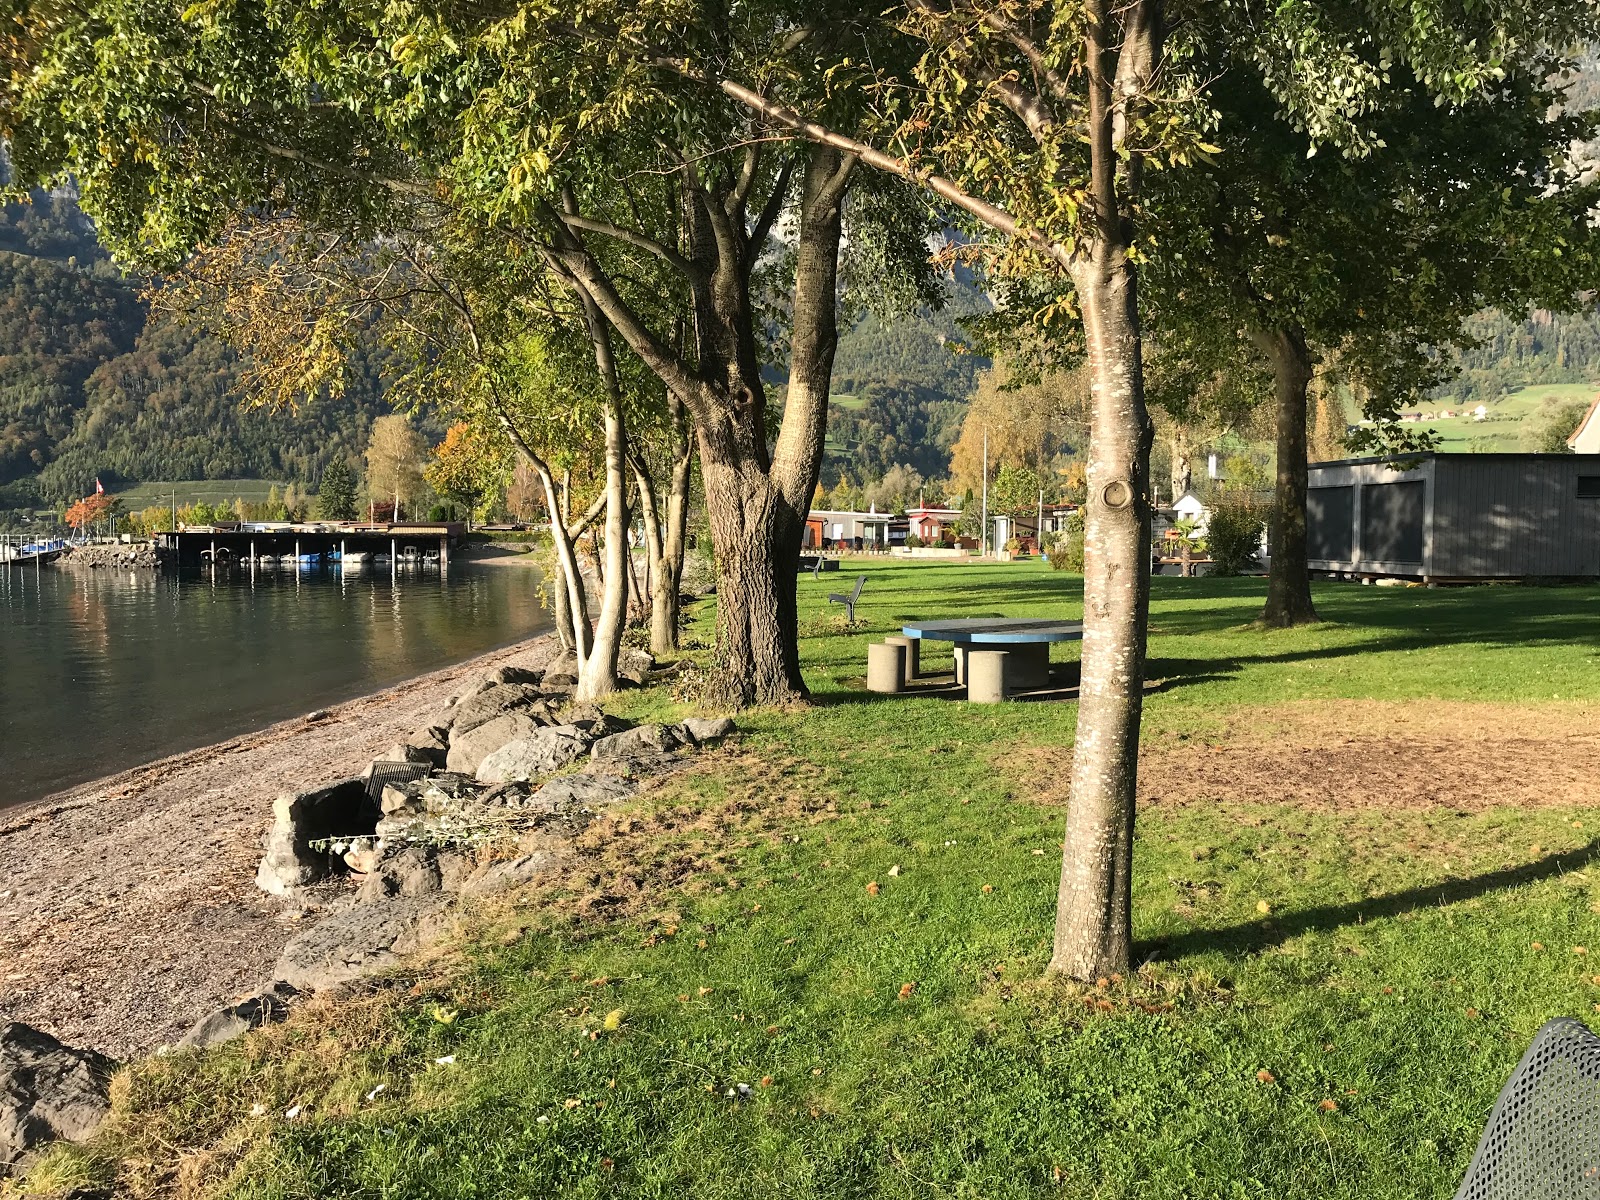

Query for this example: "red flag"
[94,477,104,495]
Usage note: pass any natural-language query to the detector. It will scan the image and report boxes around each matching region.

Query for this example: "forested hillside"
[0,187,389,511]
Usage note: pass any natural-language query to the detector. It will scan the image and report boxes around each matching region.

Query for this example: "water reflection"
[0,563,547,806]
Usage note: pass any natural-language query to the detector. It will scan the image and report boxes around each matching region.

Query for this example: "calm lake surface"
[1,562,549,807]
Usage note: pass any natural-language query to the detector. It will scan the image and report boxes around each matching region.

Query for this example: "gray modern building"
[1306,453,1600,580]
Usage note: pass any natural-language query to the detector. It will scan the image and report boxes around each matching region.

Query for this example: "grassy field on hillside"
[23,562,1600,1199]
[1413,382,1595,452]
[114,479,291,508]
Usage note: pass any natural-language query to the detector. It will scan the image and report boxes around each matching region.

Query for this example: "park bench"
[1451,1016,1600,1199]
[829,574,867,621]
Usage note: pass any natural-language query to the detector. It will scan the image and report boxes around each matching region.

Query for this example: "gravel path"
[0,633,556,1059]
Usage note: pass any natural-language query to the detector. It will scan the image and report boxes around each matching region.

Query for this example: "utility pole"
[980,426,989,558]
[1037,488,1044,553]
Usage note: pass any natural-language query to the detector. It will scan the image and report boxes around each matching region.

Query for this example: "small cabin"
[1306,453,1600,580]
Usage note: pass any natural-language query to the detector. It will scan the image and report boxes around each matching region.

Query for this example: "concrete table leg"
[967,650,1009,703]
[1008,642,1051,690]
[953,644,968,686]
[867,642,906,693]
[883,635,919,685]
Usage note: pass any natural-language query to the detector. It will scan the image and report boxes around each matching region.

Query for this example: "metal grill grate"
[364,761,432,803]
[1455,1017,1600,1199]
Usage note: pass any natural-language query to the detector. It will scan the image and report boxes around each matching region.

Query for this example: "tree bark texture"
[630,392,693,655]
[575,295,631,700]
[1047,0,1160,982]
[1258,326,1320,628]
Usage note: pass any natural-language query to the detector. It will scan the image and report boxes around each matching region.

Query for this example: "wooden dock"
[155,521,464,571]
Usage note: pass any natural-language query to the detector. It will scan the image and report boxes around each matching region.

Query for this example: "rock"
[355,847,443,901]
[176,983,297,1051]
[275,897,453,992]
[618,649,655,686]
[533,774,636,809]
[591,723,686,761]
[678,716,737,747]
[459,850,562,898]
[543,672,578,690]
[402,726,449,767]
[486,665,545,687]
[449,683,547,739]
[572,713,634,739]
[255,779,375,896]
[0,1023,116,1178]
[475,726,591,784]
[545,647,580,678]
[444,711,542,775]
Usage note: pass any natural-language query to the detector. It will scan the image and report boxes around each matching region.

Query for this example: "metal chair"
[1453,1016,1600,1199]
[828,574,867,622]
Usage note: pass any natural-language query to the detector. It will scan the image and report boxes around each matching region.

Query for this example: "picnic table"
[901,618,1084,690]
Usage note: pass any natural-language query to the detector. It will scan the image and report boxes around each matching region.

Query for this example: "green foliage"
[1522,399,1589,453]
[1206,497,1267,577]
[316,458,358,521]
[1047,509,1085,572]
[991,464,1043,517]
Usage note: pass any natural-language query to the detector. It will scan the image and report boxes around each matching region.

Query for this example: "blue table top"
[901,618,1085,644]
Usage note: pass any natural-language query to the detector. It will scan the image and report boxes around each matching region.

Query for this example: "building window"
[1578,476,1600,499]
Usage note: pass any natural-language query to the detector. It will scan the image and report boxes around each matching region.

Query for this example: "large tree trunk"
[1258,326,1319,628]
[1048,0,1159,982]
[1051,248,1153,980]
[699,449,807,707]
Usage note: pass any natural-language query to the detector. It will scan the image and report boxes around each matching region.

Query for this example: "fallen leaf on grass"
[866,881,880,895]
[602,1009,624,1032]
[898,982,917,1000]
[888,864,902,877]
[982,884,994,894]
[760,1076,773,1087]
[1255,900,1272,915]
[698,986,713,997]
[565,1098,582,1109]
[1318,1099,1338,1113]
[1256,1069,1276,1084]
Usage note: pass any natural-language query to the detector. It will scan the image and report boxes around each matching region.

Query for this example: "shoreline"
[0,632,558,1060]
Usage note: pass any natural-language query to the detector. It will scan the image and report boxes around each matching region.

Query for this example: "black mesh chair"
[1454,1017,1600,1199]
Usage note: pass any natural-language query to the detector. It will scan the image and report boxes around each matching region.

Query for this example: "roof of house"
[1566,394,1600,448]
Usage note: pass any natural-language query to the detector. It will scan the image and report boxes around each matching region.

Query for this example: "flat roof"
[1310,452,1599,467]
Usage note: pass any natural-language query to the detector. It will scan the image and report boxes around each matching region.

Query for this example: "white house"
[1171,491,1209,534]
[1567,395,1600,454]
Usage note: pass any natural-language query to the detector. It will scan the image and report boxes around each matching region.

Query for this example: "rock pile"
[206,656,735,1026]
[60,542,162,570]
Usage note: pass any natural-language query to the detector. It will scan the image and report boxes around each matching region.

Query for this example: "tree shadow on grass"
[1145,838,1600,964]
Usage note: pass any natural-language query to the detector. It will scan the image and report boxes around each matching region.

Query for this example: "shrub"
[1206,495,1265,575]
[904,533,924,549]
[1046,511,1085,572]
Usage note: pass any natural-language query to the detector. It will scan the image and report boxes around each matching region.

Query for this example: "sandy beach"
[0,632,556,1060]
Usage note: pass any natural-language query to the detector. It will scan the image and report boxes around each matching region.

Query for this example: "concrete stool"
[883,634,919,685]
[867,641,906,693]
[967,650,1010,703]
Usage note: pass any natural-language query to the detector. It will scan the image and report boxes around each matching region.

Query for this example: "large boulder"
[255,778,374,896]
[444,711,542,775]
[448,683,547,738]
[591,723,687,761]
[678,717,737,747]
[486,665,545,687]
[476,725,591,784]
[459,849,563,898]
[533,774,636,809]
[401,725,449,767]
[0,1023,116,1178]
[275,897,453,992]
[176,983,298,1051]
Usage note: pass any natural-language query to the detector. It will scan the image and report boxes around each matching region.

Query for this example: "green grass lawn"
[26,563,1600,1199]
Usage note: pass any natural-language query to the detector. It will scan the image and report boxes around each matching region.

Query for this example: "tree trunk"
[576,298,631,701]
[630,394,693,656]
[1050,248,1153,981]
[1259,326,1319,628]
[700,454,805,707]
[1048,0,1159,982]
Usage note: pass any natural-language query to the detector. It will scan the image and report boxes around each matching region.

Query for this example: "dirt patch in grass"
[1017,701,1600,813]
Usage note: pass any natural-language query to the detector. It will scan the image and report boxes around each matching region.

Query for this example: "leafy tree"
[1524,400,1590,453]
[316,457,358,521]
[364,415,427,522]
[991,464,1044,519]
[63,490,113,532]
[949,357,1087,494]
[425,422,506,525]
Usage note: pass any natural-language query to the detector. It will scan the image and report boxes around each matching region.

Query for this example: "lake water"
[0,562,550,806]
